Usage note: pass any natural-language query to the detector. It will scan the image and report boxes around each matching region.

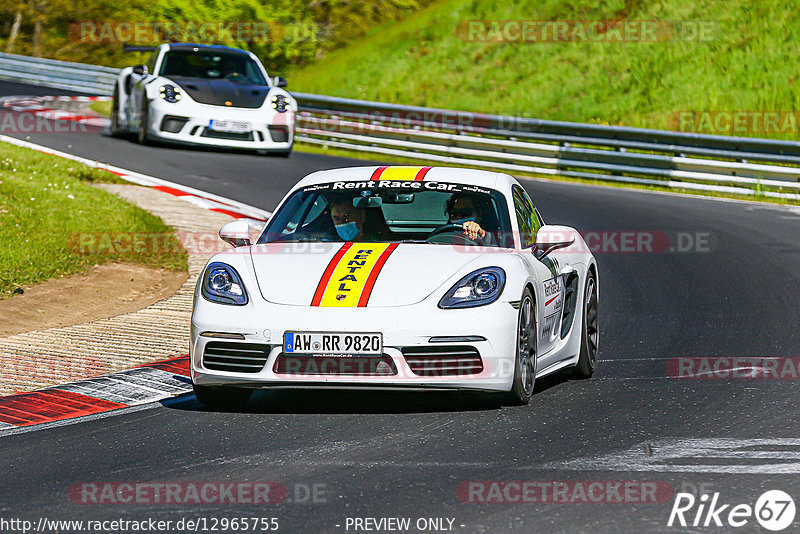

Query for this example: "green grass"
[0,143,187,300]
[89,100,113,117]
[290,0,800,140]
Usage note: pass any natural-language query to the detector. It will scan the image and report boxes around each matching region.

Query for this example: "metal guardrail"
[0,52,118,95]
[1,52,799,200]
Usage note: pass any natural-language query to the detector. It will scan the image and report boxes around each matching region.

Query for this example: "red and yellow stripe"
[311,242,399,307]
[370,166,432,182]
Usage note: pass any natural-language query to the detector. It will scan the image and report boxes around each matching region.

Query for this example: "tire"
[193,383,252,410]
[571,271,599,378]
[109,86,124,138]
[504,288,537,405]
[137,100,152,145]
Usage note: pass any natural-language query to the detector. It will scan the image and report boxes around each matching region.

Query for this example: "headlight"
[438,267,506,309]
[201,262,248,305]
[270,94,290,112]
[159,84,182,103]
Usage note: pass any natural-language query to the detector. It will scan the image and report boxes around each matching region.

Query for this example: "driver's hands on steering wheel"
[462,221,486,241]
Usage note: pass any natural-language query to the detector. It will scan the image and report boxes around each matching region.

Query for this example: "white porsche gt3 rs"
[190,166,599,407]
[110,43,295,156]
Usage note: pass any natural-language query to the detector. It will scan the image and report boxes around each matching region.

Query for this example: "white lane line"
[541,438,800,474]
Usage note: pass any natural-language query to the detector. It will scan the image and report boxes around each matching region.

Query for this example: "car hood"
[249,243,491,307]
[169,77,269,108]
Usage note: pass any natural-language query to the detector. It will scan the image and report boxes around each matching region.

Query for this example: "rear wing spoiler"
[123,45,157,53]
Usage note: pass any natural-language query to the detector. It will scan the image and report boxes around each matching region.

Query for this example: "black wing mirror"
[273,76,288,88]
[132,64,148,76]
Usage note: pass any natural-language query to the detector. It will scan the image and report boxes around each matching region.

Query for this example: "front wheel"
[193,383,252,410]
[504,288,537,405]
[137,101,152,145]
[571,271,598,378]
[109,87,125,137]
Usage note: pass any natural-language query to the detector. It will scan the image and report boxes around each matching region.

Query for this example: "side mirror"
[219,219,266,247]
[132,64,147,76]
[273,76,288,88]
[533,225,575,260]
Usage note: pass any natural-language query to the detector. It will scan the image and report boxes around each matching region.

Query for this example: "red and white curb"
[0,356,191,434]
[1,95,110,128]
[0,99,274,432]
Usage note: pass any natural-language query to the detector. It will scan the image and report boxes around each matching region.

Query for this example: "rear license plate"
[209,119,250,133]
[283,332,382,355]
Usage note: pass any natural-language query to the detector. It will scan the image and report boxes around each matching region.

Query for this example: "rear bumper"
[190,299,518,393]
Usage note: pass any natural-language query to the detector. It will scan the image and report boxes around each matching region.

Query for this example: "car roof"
[295,166,518,191]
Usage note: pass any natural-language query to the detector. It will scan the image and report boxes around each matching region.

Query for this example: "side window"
[522,190,541,240]
[512,185,535,248]
[146,52,157,75]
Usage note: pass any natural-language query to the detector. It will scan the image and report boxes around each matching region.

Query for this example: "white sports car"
[110,43,295,156]
[190,166,599,407]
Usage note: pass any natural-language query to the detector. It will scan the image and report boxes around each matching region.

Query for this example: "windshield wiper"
[398,239,430,244]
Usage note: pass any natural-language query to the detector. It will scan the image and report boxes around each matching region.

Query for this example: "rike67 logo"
[668,490,796,531]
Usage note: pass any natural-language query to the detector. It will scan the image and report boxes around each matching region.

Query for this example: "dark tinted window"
[159,50,266,84]
[259,181,514,248]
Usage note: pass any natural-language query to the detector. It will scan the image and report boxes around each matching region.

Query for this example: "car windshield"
[159,50,267,85]
[258,180,514,248]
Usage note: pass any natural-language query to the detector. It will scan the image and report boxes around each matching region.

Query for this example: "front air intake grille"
[203,342,270,373]
[273,354,397,376]
[160,115,188,133]
[402,345,483,376]
[200,128,254,141]
[267,125,289,143]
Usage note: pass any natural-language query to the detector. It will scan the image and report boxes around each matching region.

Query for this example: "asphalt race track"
[2,80,800,532]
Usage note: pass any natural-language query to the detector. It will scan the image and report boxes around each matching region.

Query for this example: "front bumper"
[190,299,518,393]
[146,99,294,150]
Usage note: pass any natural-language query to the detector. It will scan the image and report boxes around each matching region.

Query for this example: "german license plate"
[283,332,382,355]
[209,119,250,133]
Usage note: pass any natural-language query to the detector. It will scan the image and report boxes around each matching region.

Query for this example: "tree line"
[0,0,432,72]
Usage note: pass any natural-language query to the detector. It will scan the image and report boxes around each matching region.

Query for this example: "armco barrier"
[1,52,799,199]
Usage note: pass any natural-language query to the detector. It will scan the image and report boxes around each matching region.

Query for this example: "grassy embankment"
[0,142,187,300]
[287,0,800,203]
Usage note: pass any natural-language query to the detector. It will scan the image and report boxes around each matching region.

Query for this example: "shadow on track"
[165,371,575,415]
[103,130,290,158]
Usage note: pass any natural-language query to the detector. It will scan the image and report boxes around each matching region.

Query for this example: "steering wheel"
[426,223,479,245]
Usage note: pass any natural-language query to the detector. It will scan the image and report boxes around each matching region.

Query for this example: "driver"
[221,59,241,79]
[443,193,494,244]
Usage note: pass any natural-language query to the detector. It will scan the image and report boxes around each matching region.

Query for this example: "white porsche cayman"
[111,43,295,156]
[190,166,599,407]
